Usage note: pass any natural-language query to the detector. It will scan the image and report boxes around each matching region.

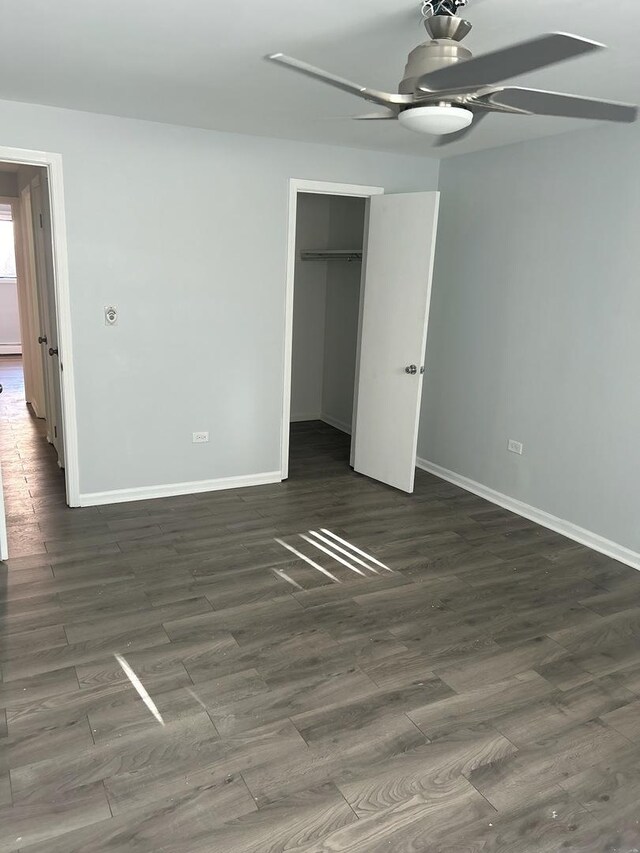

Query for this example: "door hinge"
[39,213,43,229]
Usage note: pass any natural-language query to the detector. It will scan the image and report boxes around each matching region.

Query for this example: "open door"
[353,191,440,493]
[31,173,65,468]
[16,184,47,419]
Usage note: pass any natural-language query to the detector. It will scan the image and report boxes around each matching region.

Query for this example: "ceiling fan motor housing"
[399,15,473,95]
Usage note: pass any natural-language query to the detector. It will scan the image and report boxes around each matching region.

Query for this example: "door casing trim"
[0,145,79,507]
[281,178,384,480]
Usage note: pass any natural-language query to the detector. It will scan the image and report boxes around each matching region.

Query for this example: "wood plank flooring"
[2,354,640,851]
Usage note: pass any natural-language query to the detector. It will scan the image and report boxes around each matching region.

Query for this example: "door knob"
[38,335,47,344]
[405,364,417,375]
[48,347,58,357]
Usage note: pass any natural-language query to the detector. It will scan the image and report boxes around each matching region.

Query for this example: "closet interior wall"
[291,193,366,434]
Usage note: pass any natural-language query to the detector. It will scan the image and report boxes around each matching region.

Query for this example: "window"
[0,204,16,279]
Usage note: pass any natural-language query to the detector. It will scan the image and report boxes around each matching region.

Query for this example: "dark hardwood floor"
[2,354,640,851]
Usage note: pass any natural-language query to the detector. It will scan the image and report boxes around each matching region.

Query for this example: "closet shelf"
[300,249,362,263]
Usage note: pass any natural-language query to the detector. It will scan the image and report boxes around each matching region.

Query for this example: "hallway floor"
[0,356,66,558]
[2,359,640,851]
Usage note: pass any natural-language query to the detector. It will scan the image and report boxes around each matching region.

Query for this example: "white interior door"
[17,185,47,419]
[31,174,65,467]
[353,191,440,492]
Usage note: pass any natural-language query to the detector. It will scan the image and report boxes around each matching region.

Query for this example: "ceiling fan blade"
[486,87,638,123]
[417,33,604,93]
[434,111,489,146]
[354,109,398,120]
[266,53,412,107]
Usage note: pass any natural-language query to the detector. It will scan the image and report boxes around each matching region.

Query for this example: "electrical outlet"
[508,439,523,455]
[192,432,209,444]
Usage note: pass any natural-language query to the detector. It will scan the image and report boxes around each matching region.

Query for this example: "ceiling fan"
[266,0,638,145]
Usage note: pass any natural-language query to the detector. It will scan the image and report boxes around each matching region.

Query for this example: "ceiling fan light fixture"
[398,105,473,135]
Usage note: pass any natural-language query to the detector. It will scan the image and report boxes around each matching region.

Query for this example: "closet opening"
[287,191,368,479]
[282,180,439,493]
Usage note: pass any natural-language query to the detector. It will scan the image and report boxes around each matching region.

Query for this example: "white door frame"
[280,178,384,479]
[0,146,80,507]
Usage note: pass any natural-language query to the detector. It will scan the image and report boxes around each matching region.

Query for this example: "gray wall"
[290,193,366,431]
[322,196,366,431]
[0,98,439,496]
[0,171,18,196]
[420,122,640,553]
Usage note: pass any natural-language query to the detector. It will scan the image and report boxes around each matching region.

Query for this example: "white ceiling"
[0,0,638,159]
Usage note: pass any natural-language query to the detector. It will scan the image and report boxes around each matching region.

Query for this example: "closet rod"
[300,250,362,263]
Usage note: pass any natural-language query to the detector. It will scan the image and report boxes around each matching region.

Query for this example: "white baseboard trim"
[290,413,322,423]
[79,471,282,508]
[27,399,45,420]
[416,457,640,571]
[0,344,22,354]
[321,414,352,435]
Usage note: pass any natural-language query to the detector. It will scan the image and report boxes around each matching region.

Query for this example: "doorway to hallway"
[0,146,77,560]
[0,356,65,558]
